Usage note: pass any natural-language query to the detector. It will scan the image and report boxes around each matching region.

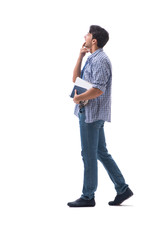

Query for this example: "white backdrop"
[0,0,160,239]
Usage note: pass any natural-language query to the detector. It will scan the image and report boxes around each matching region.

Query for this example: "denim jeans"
[78,107,128,200]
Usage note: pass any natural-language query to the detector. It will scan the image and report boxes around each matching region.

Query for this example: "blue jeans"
[78,107,128,200]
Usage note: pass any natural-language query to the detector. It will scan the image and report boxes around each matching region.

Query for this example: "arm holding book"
[73,88,103,104]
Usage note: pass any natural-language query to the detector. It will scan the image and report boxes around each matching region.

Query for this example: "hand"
[79,42,90,58]
[73,89,80,104]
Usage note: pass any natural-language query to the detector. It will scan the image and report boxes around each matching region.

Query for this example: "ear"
[92,39,97,45]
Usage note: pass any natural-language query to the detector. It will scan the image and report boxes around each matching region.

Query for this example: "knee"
[98,149,112,162]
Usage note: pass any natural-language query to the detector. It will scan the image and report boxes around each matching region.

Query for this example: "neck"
[90,45,100,54]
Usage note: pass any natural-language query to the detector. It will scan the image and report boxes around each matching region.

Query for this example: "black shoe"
[108,188,133,206]
[67,198,96,207]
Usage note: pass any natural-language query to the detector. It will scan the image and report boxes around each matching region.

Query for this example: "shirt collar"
[88,48,103,60]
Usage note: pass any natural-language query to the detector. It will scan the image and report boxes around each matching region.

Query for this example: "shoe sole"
[68,204,96,207]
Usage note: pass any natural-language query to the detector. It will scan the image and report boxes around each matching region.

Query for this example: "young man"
[68,25,133,207]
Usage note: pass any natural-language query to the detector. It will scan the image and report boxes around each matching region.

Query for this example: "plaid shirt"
[74,48,112,123]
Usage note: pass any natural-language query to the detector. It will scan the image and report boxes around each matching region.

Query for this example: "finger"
[82,42,86,47]
[81,48,89,53]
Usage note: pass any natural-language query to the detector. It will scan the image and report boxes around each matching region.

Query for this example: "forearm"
[75,88,103,102]
[72,44,89,83]
[72,55,83,83]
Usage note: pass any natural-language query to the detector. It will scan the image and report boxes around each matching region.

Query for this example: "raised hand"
[79,42,90,58]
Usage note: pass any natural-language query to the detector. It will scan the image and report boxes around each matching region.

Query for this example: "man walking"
[68,25,133,207]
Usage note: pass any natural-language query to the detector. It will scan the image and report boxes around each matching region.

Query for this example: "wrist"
[78,54,84,61]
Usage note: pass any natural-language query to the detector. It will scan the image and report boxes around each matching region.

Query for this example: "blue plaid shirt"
[74,48,112,123]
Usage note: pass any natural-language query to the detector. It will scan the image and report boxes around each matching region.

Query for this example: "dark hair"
[89,25,109,48]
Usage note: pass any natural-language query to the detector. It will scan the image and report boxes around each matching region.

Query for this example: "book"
[70,77,92,98]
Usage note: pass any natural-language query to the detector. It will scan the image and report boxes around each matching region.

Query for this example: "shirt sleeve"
[91,59,111,92]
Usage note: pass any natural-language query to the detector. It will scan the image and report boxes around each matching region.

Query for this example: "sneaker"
[108,188,133,206]
[67,198,95,207]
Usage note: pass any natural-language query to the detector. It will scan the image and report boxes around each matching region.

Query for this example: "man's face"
[84,32,93,48]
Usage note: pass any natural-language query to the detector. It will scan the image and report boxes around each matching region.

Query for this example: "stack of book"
[70,77,92,98]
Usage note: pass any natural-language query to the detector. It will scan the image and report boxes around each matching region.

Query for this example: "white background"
[0,0,160,239]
